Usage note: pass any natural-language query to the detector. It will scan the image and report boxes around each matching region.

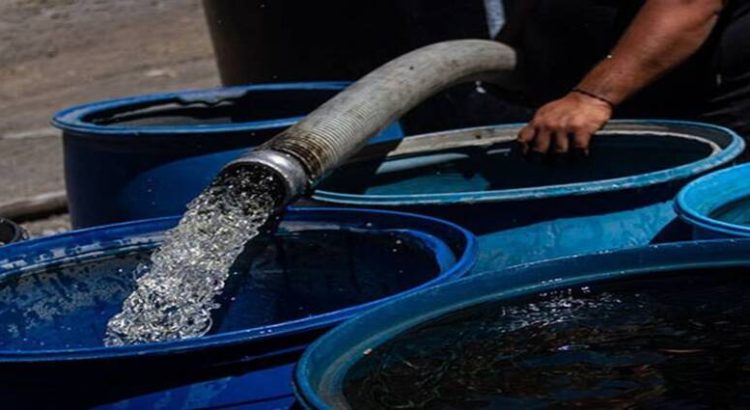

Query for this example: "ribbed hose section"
[261,39,517,185]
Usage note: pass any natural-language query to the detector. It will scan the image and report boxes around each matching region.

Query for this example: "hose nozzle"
[220,149,309,206]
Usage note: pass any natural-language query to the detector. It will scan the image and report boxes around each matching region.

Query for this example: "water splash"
[104,166,282,346]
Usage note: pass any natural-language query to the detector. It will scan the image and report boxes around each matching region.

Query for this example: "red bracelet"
[571,88,616,110]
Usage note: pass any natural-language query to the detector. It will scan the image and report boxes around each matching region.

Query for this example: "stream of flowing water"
[104,166,282,346]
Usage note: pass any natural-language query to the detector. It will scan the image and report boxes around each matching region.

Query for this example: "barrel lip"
[294,238,750,408]
[0,207,476,364]
[51,82,350,138]
[312,120,745,206]
[675,163,750,238]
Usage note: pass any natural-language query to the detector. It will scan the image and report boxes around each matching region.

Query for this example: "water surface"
[319,134,714,196]
[711,195,750,227]
[0,224,442,350]
[344,268,750,409]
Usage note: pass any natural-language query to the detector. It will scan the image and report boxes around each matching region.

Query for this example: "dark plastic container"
[0,207,475,409]
[0,218,25,246]
[675,163,750,239]
[295,239,750,408]
[202,0,490,85]
[52,82,403,228]
[312,120,744,273]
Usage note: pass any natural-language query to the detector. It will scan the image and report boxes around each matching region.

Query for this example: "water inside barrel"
[711,195,750,227]
[319,134,714,196]
[0,227,442,350]
[85,89,335,127]
[343,268,750,408]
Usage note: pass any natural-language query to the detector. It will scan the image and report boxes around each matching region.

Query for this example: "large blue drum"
[52,83,402,228]
[295,239,750,408]
[312,120,744,272]
[0,208,475,409]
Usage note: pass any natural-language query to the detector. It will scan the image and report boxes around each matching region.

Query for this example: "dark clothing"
[204,0,531,135]
[703,1,750,137]
[501,0,750,139]
[388,0,534,134]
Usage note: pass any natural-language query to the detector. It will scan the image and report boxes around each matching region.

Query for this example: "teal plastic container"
[676,163,750,238]
[312,120,744,273]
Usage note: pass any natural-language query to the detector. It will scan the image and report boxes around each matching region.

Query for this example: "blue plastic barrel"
[52,82,403,228]
[312,120,744,273]
[0,207,474,409]
[0,218,25,246]
[675,163,750,239]
[295,239,750,408]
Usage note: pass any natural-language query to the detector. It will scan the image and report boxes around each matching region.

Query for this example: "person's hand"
[517,91,613,155]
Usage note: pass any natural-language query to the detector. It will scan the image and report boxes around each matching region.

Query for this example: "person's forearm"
[577,0,724,106]
[518,0,726,154]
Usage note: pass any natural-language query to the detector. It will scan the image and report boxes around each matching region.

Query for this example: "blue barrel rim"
[51,82,350,137]
[312,120,745,206]
[675,163,750,237]
[294,238,750,409]
[0,207,476,363]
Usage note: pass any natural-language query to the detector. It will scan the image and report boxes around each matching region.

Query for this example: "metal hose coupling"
[221,149,309,206]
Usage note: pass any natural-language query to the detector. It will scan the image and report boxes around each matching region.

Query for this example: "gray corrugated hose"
[222,39,518,206]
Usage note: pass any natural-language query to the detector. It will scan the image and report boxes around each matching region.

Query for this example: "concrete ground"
[0,0,220,235]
